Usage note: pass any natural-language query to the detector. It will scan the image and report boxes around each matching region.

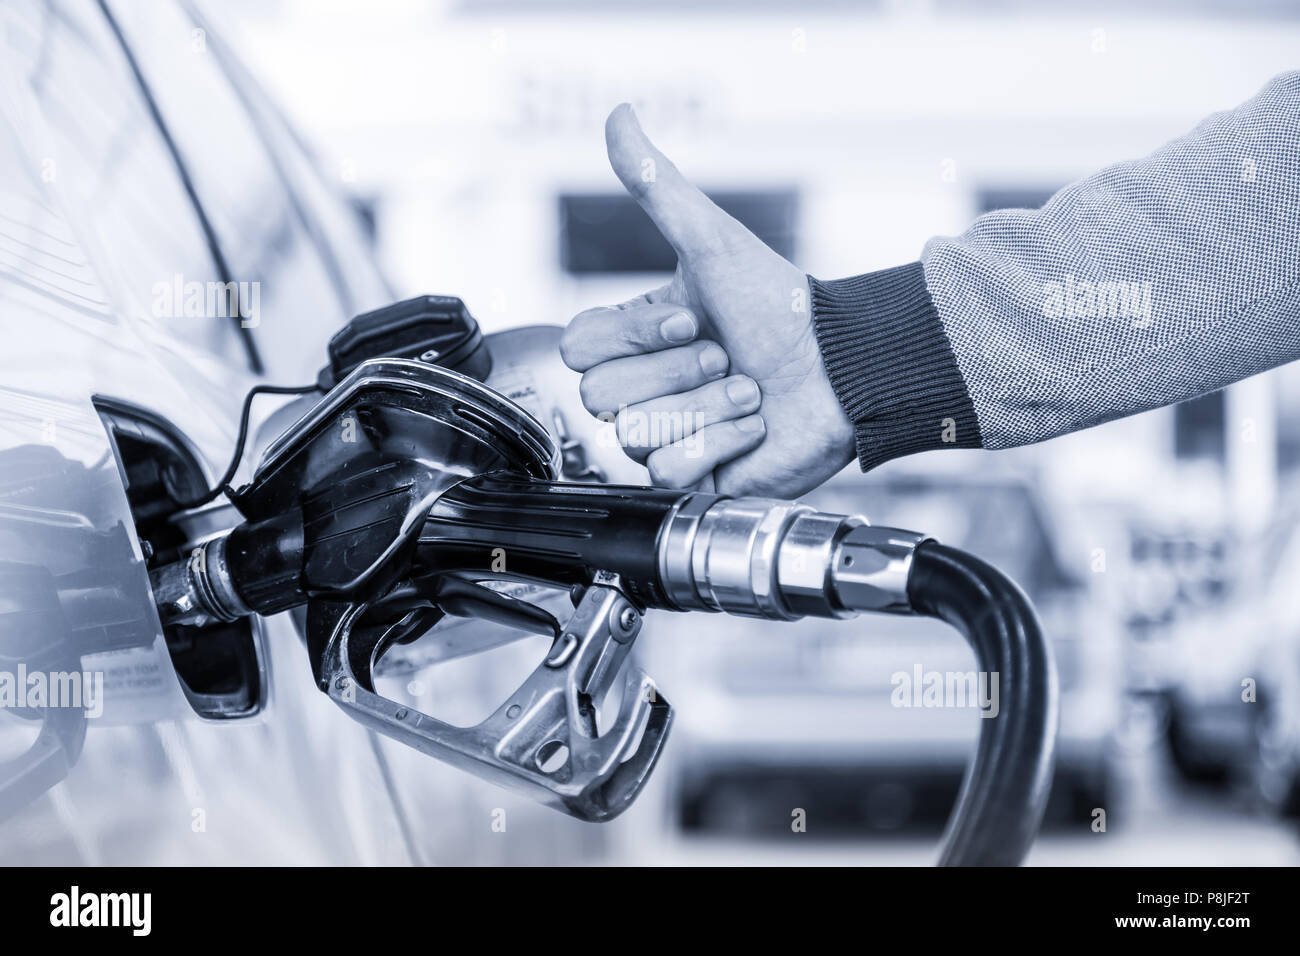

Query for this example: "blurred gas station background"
[190,0,1300,863]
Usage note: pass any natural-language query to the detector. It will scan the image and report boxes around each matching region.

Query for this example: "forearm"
[813,70,1300,471]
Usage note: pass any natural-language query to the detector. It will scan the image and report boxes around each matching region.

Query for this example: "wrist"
[822,381,858,470]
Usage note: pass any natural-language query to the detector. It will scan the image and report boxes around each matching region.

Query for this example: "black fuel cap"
[318,294,492,389]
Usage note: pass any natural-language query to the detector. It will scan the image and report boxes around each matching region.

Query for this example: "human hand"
[560,104,855,497]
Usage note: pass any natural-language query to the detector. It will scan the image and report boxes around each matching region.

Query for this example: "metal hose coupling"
[656,494,929,620]
[149,535,251,629]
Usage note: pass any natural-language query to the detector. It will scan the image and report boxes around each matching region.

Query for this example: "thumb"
[605,103,737,257]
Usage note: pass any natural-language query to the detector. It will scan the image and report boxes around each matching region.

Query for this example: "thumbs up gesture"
[560,105,855,497]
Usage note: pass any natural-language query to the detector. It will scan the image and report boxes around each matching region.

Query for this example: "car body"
[0,0,631,865]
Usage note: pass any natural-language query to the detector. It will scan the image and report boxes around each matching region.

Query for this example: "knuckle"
[616,405,663,457]
[645,452,677,488]
[666,354,695,390]
[613,407,636,447]
[560,315,598,369]
[646,355,689,392]
[679,395,714,433]
[614,307,665,354]
[620,322,650,355]
[703,379,733,416]
[577,373,603,415]
[558,331,580,370]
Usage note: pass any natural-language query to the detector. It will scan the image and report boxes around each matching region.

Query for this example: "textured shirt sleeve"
[812,70,1300,470]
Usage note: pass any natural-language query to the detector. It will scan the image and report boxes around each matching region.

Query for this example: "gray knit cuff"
[810,262,983,471]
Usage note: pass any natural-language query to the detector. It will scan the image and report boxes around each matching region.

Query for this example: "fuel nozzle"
[420,475,928,621]
[144,356,1056,861]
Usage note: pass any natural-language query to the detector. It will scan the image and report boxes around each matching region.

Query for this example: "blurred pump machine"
[149,296,1058,866]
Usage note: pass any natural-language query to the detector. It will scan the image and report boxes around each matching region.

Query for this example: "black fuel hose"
[906,541,1058,867]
